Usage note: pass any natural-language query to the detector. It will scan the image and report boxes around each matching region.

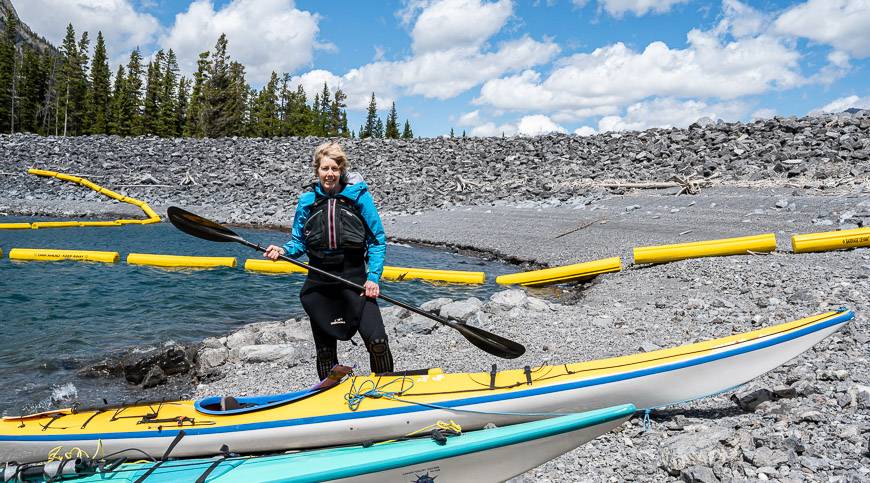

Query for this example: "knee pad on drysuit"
[366,338,394,375]
[315,346,339,381]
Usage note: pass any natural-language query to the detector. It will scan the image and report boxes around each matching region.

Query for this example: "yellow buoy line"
[0,169,160,230]
[243,259,485,284]
[632,233,777,265]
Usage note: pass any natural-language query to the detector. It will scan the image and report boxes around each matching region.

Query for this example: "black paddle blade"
[167,206,243,243]
[451,322,525,359]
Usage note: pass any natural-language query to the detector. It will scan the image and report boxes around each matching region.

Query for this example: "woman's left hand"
[362,280,380,298]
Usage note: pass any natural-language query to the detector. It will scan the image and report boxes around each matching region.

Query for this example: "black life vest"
[303,195,368,263]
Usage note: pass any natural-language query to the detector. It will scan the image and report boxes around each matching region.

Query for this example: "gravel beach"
[1,113,868,481]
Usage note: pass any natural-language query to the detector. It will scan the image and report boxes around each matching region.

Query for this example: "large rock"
[238,344,298,363]
[122,344,194,385]
[440,298,483,321]
[490,289,527,309]
[659,427,741,475]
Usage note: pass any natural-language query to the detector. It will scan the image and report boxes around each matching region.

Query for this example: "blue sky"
[14,0,870,137]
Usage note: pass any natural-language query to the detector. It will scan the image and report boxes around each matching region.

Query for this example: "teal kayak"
[6,404,634,483]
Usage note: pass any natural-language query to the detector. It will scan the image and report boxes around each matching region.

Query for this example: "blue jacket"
[282,176,387,283]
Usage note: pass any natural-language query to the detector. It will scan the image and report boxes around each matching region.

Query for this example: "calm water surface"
[0,218,518,414]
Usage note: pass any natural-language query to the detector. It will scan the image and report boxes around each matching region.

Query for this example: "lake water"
[0,218,518,415]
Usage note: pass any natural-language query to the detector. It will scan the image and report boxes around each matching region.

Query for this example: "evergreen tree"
[0,11,18,132]
[277,73,290,135]
[108,64,125,134]
[40,49,60,135]
[158,49,178,136]
[450,127,454,138]
[374,117,384,138]
[401,119,413,139]
[384,101,399,139]
[311,92,320,135]
[19,49,45,133]
[88,32,111,134]
[203,34,247,137]
[286,84,311,137]
[184,51,209,137]
[123,48,144,135]
[462,129,466,138]
[75,31,90,133]
[227,60,248,136]
[175,76,190,136]
[142,49,164,135]
[57,24,78,135]
[329,88,347,137]
[317,82,330,136]
[253,71,279,137]
[361,92,378,138]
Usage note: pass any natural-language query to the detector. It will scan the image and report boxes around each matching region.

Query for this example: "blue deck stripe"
[4,310,852,442]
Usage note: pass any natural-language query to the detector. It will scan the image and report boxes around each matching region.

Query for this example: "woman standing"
[264,142,394,380]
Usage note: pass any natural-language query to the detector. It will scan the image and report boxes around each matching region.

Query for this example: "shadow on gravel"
[645,405,745,422]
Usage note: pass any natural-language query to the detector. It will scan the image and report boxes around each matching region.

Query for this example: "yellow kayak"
[0,308,852,464]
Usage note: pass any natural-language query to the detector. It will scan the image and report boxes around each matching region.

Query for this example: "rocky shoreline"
[1,113,869,482]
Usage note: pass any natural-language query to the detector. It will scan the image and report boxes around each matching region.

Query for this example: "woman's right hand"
[264,245,286,260]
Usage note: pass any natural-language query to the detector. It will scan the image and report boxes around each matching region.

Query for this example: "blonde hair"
[313,142,349,174]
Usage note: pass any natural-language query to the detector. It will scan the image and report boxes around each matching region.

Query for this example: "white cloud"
[457,110,483,126]
[517,114,566,135]
[574,126,597,136]
[596,98,748,132]
[161,0,321,81]
[774,0,870,58]
[751,108,776,120]
[715,0,767,38]
[15,0,161,65]
[311,35,558,110]
[476,29,802,114]
[573,0,689,17]
[470,121,517,137]
[809,95,870,115]
[412,0,513,53]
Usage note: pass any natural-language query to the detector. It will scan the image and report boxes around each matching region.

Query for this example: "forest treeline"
[0,15,414,139]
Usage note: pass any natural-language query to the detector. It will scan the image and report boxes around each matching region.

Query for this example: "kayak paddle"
[167,206,526,359]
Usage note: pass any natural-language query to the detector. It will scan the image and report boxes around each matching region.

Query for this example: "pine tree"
[19,49,45,133]
[401,119,413,139]
[123,48,144,135]
[76,31,90,134]
[286,84,311,137]
[374,117,384,138]
[184,51,209,137]
[318,82,330,136]
[253,71,279,137]
[362,92,377,138]
[203,34,248,137]
[175,76,190,136]
[450,127,454,138]
[462,129,466,138]
[330,88,347,137]
[311,92,320,135]
[384,101,399,139]
[142,49,164,135]
[108,64,125,134]
[158,49,178,136]
[0,11,18,132]
[88,32,110,134]
[40,49,60,135]
[227,60,248,136]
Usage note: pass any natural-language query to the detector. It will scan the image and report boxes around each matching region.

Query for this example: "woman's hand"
[264,245,285,260]
[362,280,380,298]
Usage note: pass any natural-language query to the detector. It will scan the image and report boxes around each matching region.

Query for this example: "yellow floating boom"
[496,257,622,287]
[8,248,120,263]
[0,169,161,230]
[382,266,485,284]
[633,233,777,265]
[127,253,237,269]
[244,259,309,274]
[791,227,870,253]
[244,259,486,284]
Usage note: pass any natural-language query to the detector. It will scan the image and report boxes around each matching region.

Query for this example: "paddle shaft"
[241,239,460,328]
